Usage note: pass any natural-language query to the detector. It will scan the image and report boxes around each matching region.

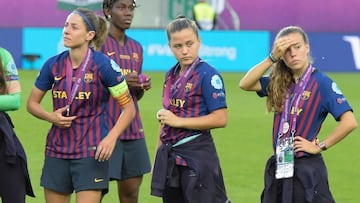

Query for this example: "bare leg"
[118,176,143,203]
[44,188,71,203]
[76,190,102,203]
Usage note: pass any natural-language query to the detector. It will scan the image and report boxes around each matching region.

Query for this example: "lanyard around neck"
[278,65,313,138]
[65,48,91,115]
[162,57,201,108]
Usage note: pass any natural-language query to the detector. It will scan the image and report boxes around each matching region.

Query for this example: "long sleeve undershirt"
[0,93,21,111]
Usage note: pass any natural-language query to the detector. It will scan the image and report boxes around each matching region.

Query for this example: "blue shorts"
[109,138,151,181]
[40,157,109,194]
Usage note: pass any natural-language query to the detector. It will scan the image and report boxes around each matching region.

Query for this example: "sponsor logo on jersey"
[120,54,130,60]
[170,98,185,108]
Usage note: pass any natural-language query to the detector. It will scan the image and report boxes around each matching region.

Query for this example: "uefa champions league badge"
[331,82,343,94]
[110,59,121,72]
[211,74,223,90]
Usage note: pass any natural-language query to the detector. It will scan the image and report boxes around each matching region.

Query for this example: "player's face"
[63,13,93,49]
[281,32,310,73]
[108,0,135,30]
[168,28,200,68]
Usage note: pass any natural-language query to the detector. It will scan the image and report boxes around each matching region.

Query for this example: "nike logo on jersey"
[94,178,104,183]
[107,51,116,56]
[54,76,62,81]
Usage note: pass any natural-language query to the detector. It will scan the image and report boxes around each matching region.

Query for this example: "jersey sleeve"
[100,59,132,105]
[0,48,21,94]
[257,76,270,97]
[319,75,353,121]
[201,67,227,112]
[0,48,21,111]
[34,58,57,91]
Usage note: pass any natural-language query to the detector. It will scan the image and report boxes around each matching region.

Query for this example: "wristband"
[269,53,278,63]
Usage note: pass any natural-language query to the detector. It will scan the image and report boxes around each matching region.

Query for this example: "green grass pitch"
[9,70,359,202]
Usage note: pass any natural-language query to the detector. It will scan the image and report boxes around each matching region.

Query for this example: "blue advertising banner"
[0,28,23,68]
[20,28,360,72]
[22,28,66,70]
[309,33,360,72]
[21,29,269,72]
[127,29,270,72]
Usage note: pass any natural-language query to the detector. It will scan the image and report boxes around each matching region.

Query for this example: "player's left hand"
[124,72,141,88]
[294,136,321,154]
[140,76,151,91]
[156,109,182,127]
[95,134,117,162]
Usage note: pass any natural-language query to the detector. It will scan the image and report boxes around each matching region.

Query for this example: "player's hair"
[0,56,6,94]
[266,26,312,113]
[166,15,199,41]
[73,7,108,50]
[102,0,137,20]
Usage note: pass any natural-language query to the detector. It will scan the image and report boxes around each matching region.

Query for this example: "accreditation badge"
[275,136,294,179]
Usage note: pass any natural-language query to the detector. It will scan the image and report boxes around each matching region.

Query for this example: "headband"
[73,10,95,31]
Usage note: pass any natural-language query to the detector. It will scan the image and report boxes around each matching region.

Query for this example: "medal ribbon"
[278,65,314,138]
[65,48,92,115]
[162,57,201,108]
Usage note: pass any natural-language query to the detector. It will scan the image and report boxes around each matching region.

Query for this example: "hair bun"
[176,15,187,19]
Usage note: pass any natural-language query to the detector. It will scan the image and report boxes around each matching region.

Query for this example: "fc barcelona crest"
[133,53,139,62]
[301,91,311,100]
[185,83,193,92]
[84,73,93,83]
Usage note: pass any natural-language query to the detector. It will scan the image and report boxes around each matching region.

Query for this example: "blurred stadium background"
[0,0,359,73]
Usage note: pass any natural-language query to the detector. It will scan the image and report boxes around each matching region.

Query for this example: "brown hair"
[266,26,311,112]
[166,15,199,41]
[0,56,6,94]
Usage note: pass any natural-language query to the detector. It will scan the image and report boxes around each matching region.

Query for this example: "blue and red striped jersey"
[258,68,353,157]
[101,35,145,140]
[160,61,227,144]
[34,49,126,159]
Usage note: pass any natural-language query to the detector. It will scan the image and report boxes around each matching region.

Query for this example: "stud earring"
[108,15,111,19]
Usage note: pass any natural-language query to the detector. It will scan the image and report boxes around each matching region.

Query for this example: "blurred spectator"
[192,0,216,30]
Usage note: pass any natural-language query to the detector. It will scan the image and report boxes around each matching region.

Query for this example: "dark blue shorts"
[109,138,151,180]
[40,157,109,194]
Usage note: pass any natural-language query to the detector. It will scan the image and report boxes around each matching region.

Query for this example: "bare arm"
[26,86,76,128]
[294,111,358,154]
[151,124,164,175]
[239,57,273,91]
[157,108,227,130]
[240,36,296,91]
[95,98,136,161]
